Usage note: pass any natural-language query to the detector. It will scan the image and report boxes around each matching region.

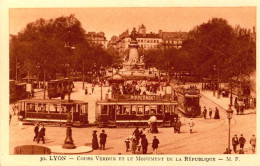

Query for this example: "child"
[125,137,130,152]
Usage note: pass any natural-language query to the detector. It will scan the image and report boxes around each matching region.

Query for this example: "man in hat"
[232,134,239,153]
[250,134,256,153]
[152,136,159,154]
[99,129,107,150]
[33,123,39,141]
[203,106,207,119]
[37,123,46,144]
[188,118,195,134]
[239,134,246,150]
[141,134,148,154]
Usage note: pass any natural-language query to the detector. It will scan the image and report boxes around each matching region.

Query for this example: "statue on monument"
[130,28,137,41]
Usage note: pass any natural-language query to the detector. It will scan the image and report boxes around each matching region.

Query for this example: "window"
[144,105,150,114]
[137,105,144,114]
[157,105,163,114]
[61,105,67,113]
[150,106,156,114]
[141,40,143,42]
[37,104,46,112]
[101,105,108,114]
[26,103,36,112]
[131,105,137,114]
[123,106,130,114]
[49,104,59,113]
[164,105,170,113]
[170,105,175,114]
[116,105,123,115]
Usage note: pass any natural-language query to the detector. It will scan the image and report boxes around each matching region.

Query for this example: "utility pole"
[82,60,85,90]
[15,56,18,82]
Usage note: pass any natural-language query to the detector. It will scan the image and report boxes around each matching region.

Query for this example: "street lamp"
[36,63,40,89]
[62,104,76,149]
[226,104,234,154]
[213,64,216,97]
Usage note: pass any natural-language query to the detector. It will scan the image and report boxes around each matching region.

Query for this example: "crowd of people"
[202,106,220,119]
[225,134,256,154]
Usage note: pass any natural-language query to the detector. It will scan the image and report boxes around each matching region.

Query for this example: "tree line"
[143,18,256,90]
[9,14,120,81]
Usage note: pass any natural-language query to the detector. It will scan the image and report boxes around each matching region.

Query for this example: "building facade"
[85,32,107,48]
[108,24,188,55]
[159,30,188,49]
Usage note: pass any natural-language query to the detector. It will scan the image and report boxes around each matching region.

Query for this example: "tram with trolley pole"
[17,99,88,126]
[176,86,201,117]
[47,78,74,99]
[96,94,178,128]
[10,80,27,102]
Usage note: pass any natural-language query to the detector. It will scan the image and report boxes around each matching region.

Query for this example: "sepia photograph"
[5,5,257,162]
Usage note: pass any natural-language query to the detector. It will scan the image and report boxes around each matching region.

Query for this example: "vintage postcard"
[0,0,259,166]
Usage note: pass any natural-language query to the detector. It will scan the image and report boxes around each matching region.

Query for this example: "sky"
[9,7,256,40]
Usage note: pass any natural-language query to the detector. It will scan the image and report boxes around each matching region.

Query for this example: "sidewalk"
[200,89,256,115]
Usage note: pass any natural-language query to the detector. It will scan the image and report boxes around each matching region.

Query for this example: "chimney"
[159,30,162,37]
[253,26,256,33]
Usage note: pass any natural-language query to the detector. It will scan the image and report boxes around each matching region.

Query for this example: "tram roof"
[96,100,177,104]
[18,99,87,104]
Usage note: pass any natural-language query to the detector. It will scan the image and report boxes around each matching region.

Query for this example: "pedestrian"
[85,87,88,95]
[176,119,181,134]
[232,134,239,153]
[37,123,45,144]
[141,134,148,154]
[209,108,212,119]
[250,134,256,153]
[18,118,24,129]
[9,114,12,125]
[152,136,159,154]
[203,106,207,119]
[99,129,107,150]
[92,130,99,150]
[12,103,16,115]
[214,107,220,119]
[188,118,195,134]
[137,141,142,153]
[33,123,39,141]
[239,134,246,150]
[92,85,94,93]
[133,127,140,144]
[125,137,131,152]
[132,137,137,154]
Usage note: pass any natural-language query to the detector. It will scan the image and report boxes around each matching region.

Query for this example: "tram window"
[109,105,115,113]
[123,106,130,115]
[101,105,108,114]
[169,105,174,114]
[131,105,137,114]
[37,104,46,112]
[116,105,123,115]
[157,105,163,114]
[85,104,88,113]
[164,105,169,113]
[27,103,36,112]
[151,106,156,114]
[193,98,199,106]
[144,105,150,114]
[137,105,143,114]
[61,105,67,113]
[49,104,59,113]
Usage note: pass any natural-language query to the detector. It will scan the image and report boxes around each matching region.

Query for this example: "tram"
[47,78,74,99]
[10,80,27,102]
[176,87,201,117]
[17,99,88,126]
[96,94,178,127]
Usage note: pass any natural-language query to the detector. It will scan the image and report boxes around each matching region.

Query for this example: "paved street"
[9,82,256,155]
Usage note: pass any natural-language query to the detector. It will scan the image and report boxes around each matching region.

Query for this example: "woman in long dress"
[92,130,99,150]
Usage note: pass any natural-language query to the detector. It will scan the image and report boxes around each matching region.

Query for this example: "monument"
[123,28,145,70]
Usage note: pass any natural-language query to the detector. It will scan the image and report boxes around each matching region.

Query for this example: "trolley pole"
[82,60,85,90]
[43,59,46,99]
[16,56,18,82]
